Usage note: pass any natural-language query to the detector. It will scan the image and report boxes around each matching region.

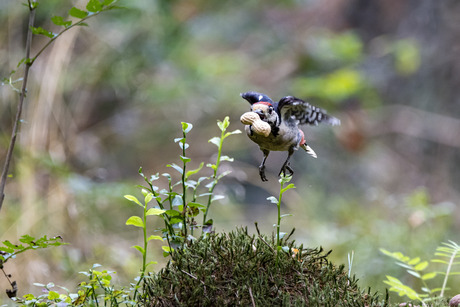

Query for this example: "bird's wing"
[241,91,274,105]
[277,96,340,126]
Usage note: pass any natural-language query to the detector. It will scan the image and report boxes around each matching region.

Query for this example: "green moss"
[145,228,386,306]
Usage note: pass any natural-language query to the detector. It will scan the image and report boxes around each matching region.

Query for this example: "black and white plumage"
[241,91,340,182]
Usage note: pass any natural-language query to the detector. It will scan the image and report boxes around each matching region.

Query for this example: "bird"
[241,91,340,182]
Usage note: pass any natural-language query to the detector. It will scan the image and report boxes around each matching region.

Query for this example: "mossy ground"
[145,228,387,306]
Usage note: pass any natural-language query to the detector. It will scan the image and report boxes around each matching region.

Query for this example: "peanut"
[240,112,271,137]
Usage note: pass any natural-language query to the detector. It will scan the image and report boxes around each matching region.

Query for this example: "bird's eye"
[268,106,273,114]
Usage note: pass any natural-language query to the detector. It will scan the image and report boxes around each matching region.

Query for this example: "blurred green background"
[1,0,460,303]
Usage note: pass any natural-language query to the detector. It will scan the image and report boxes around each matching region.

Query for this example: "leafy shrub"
[145,227,385,306]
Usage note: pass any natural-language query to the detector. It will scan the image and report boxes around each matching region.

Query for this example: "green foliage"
[0,235,65,299]
[124,191,164,301]
[11,264,136,306]
[145,227,384,306]
[381,240,460,306]
[1,0,120,92]
[121,117,240,302]
[130,117,240,255]
[0,235,65,264]
[267,174,295,250]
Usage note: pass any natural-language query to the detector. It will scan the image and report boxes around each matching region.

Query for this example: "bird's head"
[251,101,278,125]
[241,91,278,125]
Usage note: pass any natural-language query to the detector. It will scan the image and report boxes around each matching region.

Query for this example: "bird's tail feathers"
[301,144,317,158]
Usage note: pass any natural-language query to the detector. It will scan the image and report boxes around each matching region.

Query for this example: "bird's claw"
[278,163,294,177]
[259,165,268,182]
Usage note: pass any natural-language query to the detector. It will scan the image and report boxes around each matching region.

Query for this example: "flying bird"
[241,91,340,181]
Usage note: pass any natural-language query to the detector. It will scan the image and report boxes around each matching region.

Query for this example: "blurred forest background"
[1,0,460,303]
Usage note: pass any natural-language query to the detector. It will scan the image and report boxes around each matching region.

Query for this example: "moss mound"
[146,228,385,306]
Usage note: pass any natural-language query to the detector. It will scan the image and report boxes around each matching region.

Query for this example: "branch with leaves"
[381,240,460,305]
[0,235,66,298]
[0,0,120,211]
[267,175,295,250]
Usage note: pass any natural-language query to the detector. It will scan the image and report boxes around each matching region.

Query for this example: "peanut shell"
[240,112,271,137]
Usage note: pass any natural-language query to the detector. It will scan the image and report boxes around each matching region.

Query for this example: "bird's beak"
[253,109,266,120]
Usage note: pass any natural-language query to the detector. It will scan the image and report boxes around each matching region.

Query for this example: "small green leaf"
[167,163,183,175]
[47,291,60,300]
[414,261,429,271]
[188,202,206,209]
[185,162,204,179]
[408,257,421,266]
[181,122,193,134]
[86,0,103,12]
[132,245,145,254]
[431,259,449,264]
[3,240,18,250]
[69,7,88,18]
[219,155,234,162]
[267,196,278,204]
[279,175,293,185]
[19,235,35,244]
[146,260,158,268]
[179,142,189,150]
[146,208,165,216]
[180,156,191,163]
[218,170,232,180]
[126,216,144,228]
[407,270,421,278]
[217,117,230,131]
[421,272,437,280]
[165,209,181,217]
[124,195,143,207]
[208,137,221,147]
[281,183,296,194]
[51,16,72,27]
[144,193,153,204]
[31,26,54,38]
[169,217,183,224]
[225,129,242,137]
[0,246,14,253]
[162,246,173,252]
[147,235,163,241]
[206,163,217,170]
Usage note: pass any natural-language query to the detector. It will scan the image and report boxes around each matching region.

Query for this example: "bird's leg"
[279,148,294,177]
[259,149,270,182]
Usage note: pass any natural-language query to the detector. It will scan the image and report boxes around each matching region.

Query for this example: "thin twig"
[0,2,36,211]
[0,2,117,212]
[257,234,275,253]
[179,269,206,285]
[248,286,256,307]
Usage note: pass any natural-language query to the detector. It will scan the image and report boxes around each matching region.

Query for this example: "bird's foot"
[259,165,268,182]
[278,163,294,177]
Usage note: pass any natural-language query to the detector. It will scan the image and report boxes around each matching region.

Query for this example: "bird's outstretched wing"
[241,91,274,105]
[277,96,340,126]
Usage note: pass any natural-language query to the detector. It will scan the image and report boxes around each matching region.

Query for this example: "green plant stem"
[181,131,188,241]
[0,2,116,212]
[276,182,284,248]
[133,203,148,301]
[0,2,35,211]
[30,7,115,65]
[440,247,458,297]
[145,178,175,242]
[202,127,225,225]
